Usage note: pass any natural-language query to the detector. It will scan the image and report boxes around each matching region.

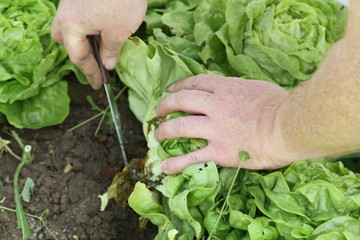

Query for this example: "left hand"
[155,74,290,174]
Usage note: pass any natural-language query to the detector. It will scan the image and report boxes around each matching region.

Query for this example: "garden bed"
[0,79,156,240]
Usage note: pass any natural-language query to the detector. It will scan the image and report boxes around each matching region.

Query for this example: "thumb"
[100,31,125,70]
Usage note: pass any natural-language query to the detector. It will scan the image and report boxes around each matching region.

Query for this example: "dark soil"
[0,79,157,240]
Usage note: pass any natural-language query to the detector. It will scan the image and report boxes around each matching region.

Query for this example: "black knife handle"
[89,35,110,84]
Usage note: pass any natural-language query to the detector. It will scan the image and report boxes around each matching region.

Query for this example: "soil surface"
[0,79,157,240]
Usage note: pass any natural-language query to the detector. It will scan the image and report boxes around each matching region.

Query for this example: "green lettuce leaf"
[144,0,347,87]
[219,0,348,87]
[0,80,70,128]
[116,37,211,179]
[0,0,87,128]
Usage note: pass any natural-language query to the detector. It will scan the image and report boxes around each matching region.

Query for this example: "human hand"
[155,74,291,174]
[51,0,147,89]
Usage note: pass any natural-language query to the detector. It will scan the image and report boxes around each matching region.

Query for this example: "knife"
[89,35,128,165]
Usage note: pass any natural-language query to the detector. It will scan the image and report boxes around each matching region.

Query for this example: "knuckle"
[68,51,89,67]
[190,74,209,86]
[206,74,219,82]
[113,33,127,45]
[175,90,188,106]
[186,153,199,166]
[173,117,187,136]
[57,9,72,24]
[67,53,79,64]
[68,54,84,66]
[190,76,202,89]
[225,77,241,88]
[105,36,122,47]
[196,73,208,79]
[103,31,127,46]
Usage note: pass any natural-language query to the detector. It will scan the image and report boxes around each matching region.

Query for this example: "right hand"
[51,0,148,89]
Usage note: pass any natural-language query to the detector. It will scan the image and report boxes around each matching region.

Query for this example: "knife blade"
[89,35,128,165]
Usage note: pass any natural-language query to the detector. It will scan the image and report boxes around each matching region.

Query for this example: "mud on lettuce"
[0,0,86,128]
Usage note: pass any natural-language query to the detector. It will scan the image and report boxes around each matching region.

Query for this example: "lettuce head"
[145,0,348,87]
[0,0,86,128]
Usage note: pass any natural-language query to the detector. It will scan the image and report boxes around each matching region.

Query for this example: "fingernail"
[105,57,118,69]
[167,83,175,92]
[161,161,168,173]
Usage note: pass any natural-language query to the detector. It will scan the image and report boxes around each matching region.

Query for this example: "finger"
[156,90,213,117]
[51,16,63,44]
[100,30,125,70]
[62,30,103,89]
[168,74,223,93]
[155,115,211,141]
[161,146,217,174]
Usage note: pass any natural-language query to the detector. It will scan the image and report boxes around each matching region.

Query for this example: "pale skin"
[51,0,147,89]
[53,0,360,174]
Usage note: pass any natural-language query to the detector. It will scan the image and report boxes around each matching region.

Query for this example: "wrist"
[268,91,327,167]
[255,93,300,169]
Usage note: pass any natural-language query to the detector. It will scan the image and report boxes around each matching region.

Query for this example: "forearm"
[274,1,360,161]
